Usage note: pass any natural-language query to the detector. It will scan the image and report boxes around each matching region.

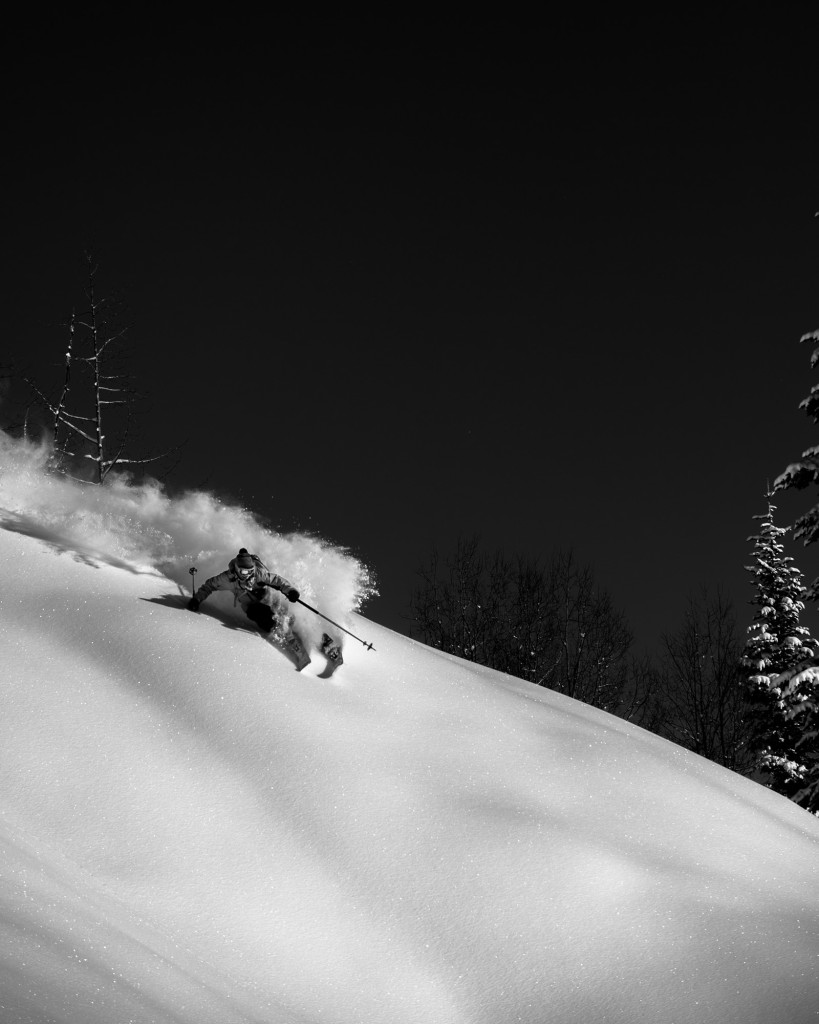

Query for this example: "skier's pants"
[245,600,277,633]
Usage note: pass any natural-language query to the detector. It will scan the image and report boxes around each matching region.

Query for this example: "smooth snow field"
[1,439,818,1024]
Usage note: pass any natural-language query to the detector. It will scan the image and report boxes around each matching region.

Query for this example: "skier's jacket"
[193,553,296,611]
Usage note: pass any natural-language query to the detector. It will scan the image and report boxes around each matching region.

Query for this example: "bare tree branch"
[19,249,181,484]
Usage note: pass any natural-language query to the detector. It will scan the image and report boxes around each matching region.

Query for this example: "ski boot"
[319,633,344,675]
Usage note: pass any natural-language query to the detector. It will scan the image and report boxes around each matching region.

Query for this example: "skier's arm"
[192,570,233,606]
[258,571,300,602]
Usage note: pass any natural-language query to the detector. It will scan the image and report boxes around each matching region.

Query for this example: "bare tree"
[660,587,754,772]
[617,652,667,730]
[546,550,633,709]
[410,540,652,715]
[25,253,177,483]
[410,538,544,675]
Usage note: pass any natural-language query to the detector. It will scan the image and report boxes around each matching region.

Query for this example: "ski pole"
[189,566,197,596]
[296,599,376,651]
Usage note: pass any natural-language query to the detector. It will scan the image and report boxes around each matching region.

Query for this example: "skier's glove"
[286,588,300,603]
[187,597,200,612]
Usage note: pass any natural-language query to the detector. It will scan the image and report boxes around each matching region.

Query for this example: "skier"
[187,548,342,672]
[187,548,309,666]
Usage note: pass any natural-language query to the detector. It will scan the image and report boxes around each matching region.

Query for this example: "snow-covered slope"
[1,454,819,1023]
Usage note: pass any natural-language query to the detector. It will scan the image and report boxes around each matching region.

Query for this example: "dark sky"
[3,30,818,654]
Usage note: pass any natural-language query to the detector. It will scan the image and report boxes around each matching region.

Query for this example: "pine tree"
[770,327,819,812]
[740,496,819,804]
[772,663,819,814]
[773,329,819,584]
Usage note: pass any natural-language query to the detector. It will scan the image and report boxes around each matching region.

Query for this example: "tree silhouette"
[25,253,177,483]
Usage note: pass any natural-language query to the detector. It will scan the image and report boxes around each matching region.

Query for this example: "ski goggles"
[236,566,255,580]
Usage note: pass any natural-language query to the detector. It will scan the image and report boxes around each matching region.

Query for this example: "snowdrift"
[1,441,819,1024]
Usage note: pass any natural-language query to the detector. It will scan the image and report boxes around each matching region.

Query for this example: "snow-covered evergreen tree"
[773,329,819,589]
[769,327,819,811]
[740,497,818,801]
[772,663,819,814]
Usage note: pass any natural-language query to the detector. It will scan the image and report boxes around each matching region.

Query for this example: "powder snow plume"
[0,432,376,645]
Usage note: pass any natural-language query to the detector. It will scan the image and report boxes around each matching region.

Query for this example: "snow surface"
[1,437,819,1024]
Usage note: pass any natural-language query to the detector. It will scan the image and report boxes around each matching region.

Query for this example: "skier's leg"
[269,595,310,666]
[245,601,277,633]
[262,590,296,640]
[247,592,310,669]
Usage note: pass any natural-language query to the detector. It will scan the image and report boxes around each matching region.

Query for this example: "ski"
[281,630,312,671]
[260,627,311,671]
[318,633,344,677]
